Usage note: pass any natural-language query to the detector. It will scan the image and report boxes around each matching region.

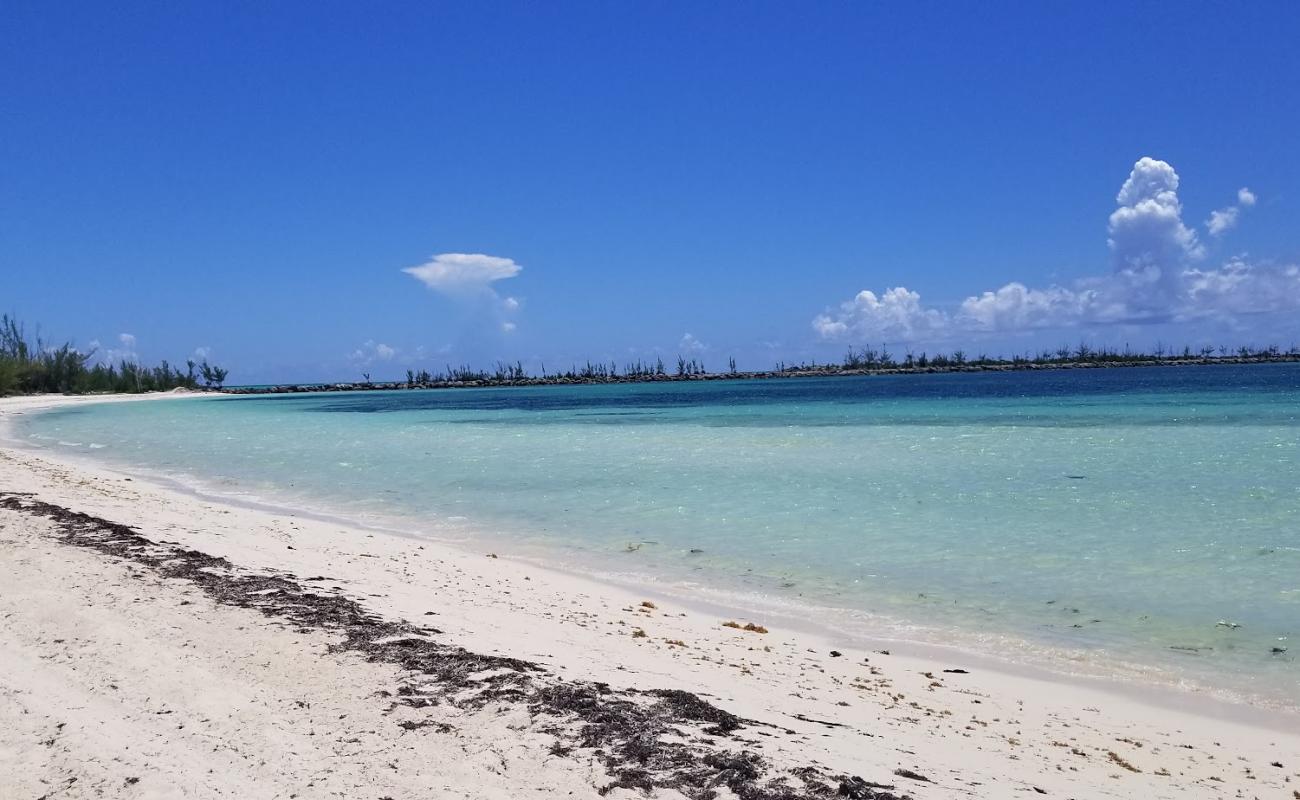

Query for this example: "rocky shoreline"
[222,354,1300,395]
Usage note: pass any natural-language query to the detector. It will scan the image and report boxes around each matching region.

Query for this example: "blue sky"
[4,2,1299,383]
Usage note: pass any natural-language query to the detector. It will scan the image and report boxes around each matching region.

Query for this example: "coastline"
[3,393,1300,798]
[12,391,1299,721]
[221,353,1300,394]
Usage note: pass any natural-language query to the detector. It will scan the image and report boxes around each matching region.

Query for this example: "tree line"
[0,315,229,396]
[771,341,1300,374]
[288,339,1299,394]
[399,355,716,386]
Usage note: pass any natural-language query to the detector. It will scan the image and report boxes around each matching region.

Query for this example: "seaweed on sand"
[1,492,912,800]
[723,620,770,634]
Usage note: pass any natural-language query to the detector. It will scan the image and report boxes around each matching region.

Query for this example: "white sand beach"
[2,394,1298,799]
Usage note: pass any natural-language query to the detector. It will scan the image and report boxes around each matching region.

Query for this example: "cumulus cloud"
[350,340,398,366]
[403,252,525,332]
[812,287,947,341]
[957,283,1096,331]
[1206,186,1257,237]
[402,253,521,293]
[1206,207,1239,236]
[813,158,1298,342]
[89,332,140,364]
[1106,157,1205,313]
[1183,257,1300,317]
[679,332,708,353]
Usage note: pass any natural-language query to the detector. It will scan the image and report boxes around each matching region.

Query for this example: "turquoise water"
[14,366,1300,706]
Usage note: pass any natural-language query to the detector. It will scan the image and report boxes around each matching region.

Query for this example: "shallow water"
[16,365,1300,706]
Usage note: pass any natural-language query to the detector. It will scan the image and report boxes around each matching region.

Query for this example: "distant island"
[4,312,1297,398]
[227,344,1300,395]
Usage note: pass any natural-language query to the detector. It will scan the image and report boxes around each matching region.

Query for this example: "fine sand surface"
[2,394,1298,799]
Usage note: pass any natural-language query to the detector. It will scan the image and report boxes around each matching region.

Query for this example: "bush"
[0,314,227,396]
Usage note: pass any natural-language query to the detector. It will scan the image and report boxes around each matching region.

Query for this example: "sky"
[3,2,1299,383]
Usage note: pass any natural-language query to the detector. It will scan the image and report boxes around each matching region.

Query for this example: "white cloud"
[1106,158,1204,314]
[812,287,947,342]
[813,158,1298,343]
[403,252,526,332]
[497,295,522,331]
[349,340,398,365]
[1182,257,1300,317]
[91,332,139,364]
[1206,207,1239,236]
[1206,186,1257,237]
[958,283,1095,331]
[402,253,521,293]
[679,332,707,353]
[192,346,211,360]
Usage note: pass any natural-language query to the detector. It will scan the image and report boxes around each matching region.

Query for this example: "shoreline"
[5,393,1299,726]
[221,353,1300,394]
[8,393,1299,726]
[4,392,1300,797]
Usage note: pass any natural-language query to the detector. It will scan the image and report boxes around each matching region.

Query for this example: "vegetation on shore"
[0,315,228,396]
[228,340,1300,394]
[7,311,1296,396]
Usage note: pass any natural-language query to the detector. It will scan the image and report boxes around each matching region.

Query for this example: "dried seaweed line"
[0,492,911,800]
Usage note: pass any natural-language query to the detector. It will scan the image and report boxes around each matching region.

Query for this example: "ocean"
[15,364,1299,707]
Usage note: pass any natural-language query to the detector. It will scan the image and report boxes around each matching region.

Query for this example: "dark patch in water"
[215,365,1300,432]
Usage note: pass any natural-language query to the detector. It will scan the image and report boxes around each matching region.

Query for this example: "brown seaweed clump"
[723,620,769,634]
[0,492,910,800]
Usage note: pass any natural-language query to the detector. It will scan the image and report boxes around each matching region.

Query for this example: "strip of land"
[2,394,1298,799]
[223,352,1300,394]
